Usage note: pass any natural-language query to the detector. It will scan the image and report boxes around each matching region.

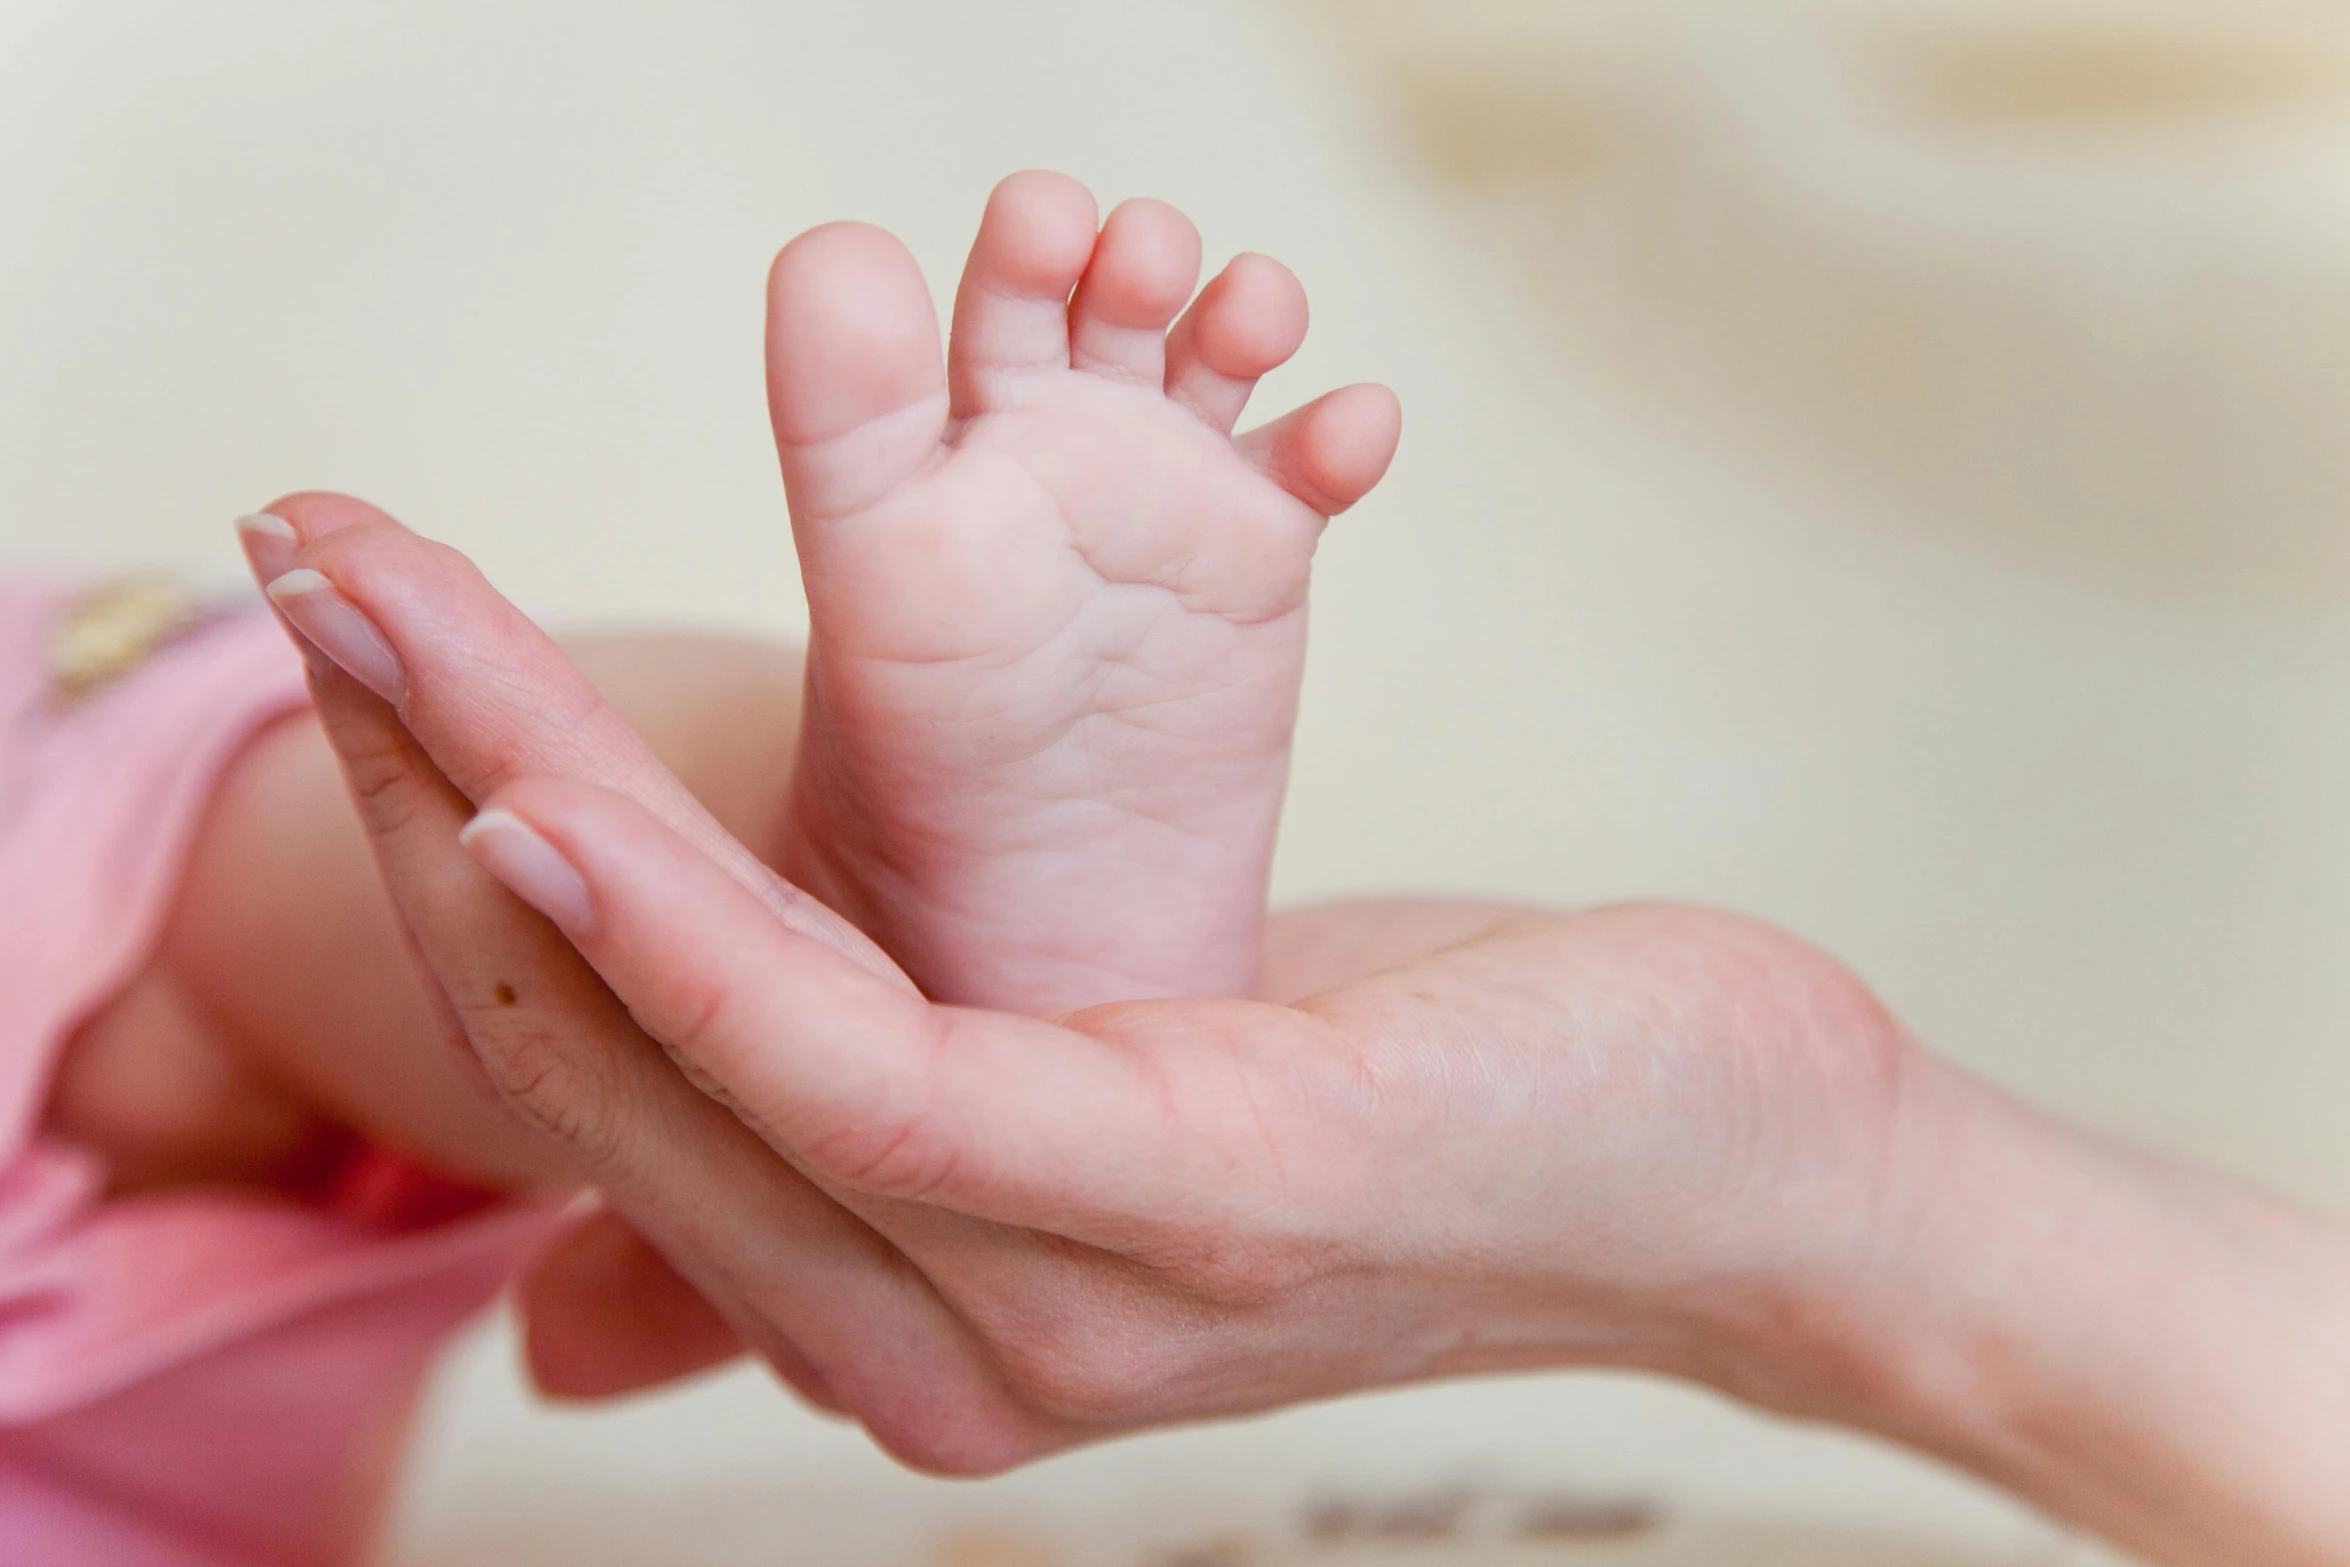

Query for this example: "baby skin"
[773,171,1401,1010]
[48,172,1397,1194]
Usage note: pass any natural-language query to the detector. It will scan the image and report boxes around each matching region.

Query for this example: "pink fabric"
[0,586,550,1566]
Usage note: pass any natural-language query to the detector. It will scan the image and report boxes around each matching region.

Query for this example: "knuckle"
[1161,1239,1320,1309]
[972,1239,1319,1427]
[993,1319,1178,1428]
[799,1115,962,1204]
[466,1019,622,1166]
[650,964,735,1068]
[842,1372,1064,1478]
[796,1010,959,1200]
[337,739,430,834]
[862,1412,1047,1480]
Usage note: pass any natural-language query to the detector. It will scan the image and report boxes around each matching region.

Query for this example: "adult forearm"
[1777,1060,2350,1566]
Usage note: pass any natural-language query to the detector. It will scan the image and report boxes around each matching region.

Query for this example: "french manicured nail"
[234,512,299,584]
[264,568,408,705]
[460,808,597,936]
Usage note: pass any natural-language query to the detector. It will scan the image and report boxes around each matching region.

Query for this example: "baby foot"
[772,171,1400,1012]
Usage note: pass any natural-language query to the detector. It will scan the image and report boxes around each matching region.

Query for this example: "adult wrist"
[1726,1054,2350,1566]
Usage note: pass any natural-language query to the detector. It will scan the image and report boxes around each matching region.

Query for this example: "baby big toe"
[766,222,951,523]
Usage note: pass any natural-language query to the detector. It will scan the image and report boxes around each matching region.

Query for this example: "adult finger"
[248,492,909,990]
[522,1209,750,1402]
[276,584,1044,1459]
[460,774,1336,1235]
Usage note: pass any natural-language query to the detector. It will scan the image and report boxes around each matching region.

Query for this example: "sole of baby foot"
[772,171,1401,1014]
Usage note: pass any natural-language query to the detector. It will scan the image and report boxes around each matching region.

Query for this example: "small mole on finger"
[494,982,519,1007]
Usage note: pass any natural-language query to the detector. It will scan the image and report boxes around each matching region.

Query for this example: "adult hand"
[240,494,1911,1458]
[244,495,2350,1567]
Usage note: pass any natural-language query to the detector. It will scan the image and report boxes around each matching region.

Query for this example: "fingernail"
[460,808,597,936]
[234,512,299,584]
[265,568,408,705]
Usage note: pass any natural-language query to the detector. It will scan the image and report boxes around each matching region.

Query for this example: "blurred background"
[3,0,2346,1560]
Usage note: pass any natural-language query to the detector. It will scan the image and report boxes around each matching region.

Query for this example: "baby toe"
[1068,198,1202,388]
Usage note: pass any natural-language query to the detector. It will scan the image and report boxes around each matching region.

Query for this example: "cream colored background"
[2,0,2343,1560]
